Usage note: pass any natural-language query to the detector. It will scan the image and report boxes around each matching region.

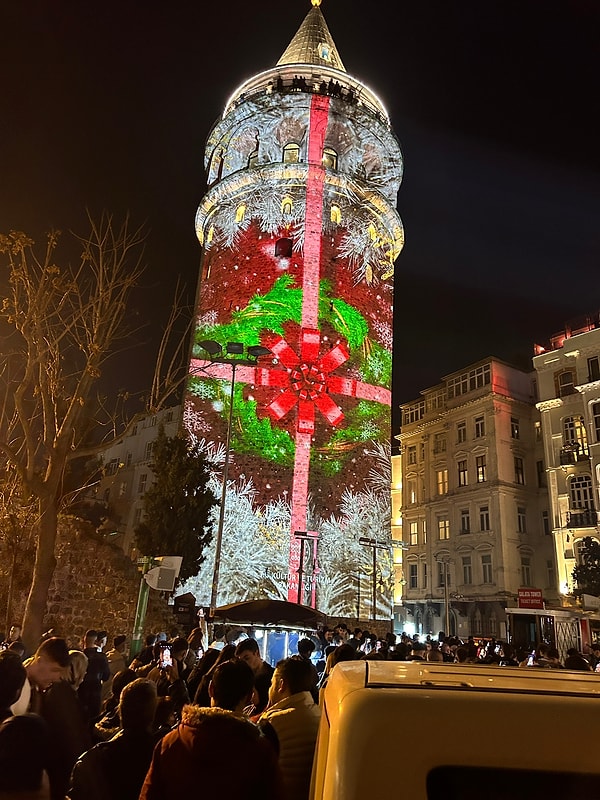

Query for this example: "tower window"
[330,205,342,224]
[281,197,293,215]
[322,147,338,170]
[283,143,300,164]
[275,238,293,258]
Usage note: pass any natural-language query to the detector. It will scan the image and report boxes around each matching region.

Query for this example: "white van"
[310,660,600,800]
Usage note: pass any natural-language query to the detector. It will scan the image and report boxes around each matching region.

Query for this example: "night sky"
[2,0,599,440]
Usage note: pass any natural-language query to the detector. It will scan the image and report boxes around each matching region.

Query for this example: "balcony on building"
[564,509,598,528]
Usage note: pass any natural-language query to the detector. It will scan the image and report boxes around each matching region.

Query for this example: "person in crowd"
[185,646,220,702]
[184,627,204,671]
[39,649,92,800]
[0,650,51,798]
[426,643,444,662]
[319,643,356,690]
[93,668,138,742]
[130,634,157,670]
[259,657,321,800]
[296,638,319,703]
[78,630,110,725]
[69,678,160,800]
[1,623,23,652]
[101,635,128,704]
[234,638,274,715]
[11,636,70,715]
[194,644,236,707]
[406,642,427,661]
[139,658,284,799]
[7,640,26,661]
[346,628,363,652]
[564,650,593,671]
[498,642,520,667]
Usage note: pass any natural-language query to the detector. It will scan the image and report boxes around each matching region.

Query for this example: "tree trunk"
[21,493,58,653]
[4,546,18,636]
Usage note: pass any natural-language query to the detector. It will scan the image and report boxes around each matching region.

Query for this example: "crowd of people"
[2,619,600,799]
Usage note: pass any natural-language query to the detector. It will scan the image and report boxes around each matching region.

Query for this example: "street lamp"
[197,340,271,618]
[436,556,452,636]
[358,536,390,621]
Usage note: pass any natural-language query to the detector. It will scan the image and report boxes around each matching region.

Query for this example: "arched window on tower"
[281,197,293,216]
[248,148,259,168]
[235,204,246,224]
[330,205,342,224]
[322,147,338,170]
[283,143,300,163]
[275,238,293,258]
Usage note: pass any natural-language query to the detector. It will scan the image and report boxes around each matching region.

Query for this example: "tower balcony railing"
[559,446,590,466]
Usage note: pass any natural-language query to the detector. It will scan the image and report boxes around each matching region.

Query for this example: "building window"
[145,441,154,460]
[521,556,532,586]
[330,205,341,223]
[535,421,542,441]
[536,460,546,488]
[458,460,468,487]
[403,401,425,424]
[517,506,527,534]
[433,433,447,454]
[514,456,525,485]
[406,478,417,505]
[438,517,450,540]
[409,521,418,546]
[138,473,147,495]
[133,507,143,526]
[593,403,600,442]
[479,505,491,532]
[436,469,448,496]
[511,417,520,439]
[283,142,300,163]
[457,421,467,443]
[542,510,551,535]
[462,557,473,585]
[105,459,119,476]
[281,197,293,215]
[481,554,493,584]
[423,562,428,589]
[322,147,338,170]
[474,416,485,438]
[437,562,446,588]
[569,474,594,510]
[409,564,418,589]
[460,509,471,534]
[588,356,600,382]
[476,455,487,483]
[555,370,575,397]
[119,481,127,497]
[275,237,293,257]
[407,446,417,465]
[423,520,427,544]
[446,363,491,398]
[564,415,588,455]
[125,452,132,467]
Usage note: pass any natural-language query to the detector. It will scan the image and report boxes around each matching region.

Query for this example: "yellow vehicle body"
[310,660,600,800]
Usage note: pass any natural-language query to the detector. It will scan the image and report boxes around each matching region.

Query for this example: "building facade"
[85,406,181,558]
[396,358,555,639]
[182,0,403,614]
[533,317,600,601]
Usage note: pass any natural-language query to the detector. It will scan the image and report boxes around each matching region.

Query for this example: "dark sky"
[2,0,599,437]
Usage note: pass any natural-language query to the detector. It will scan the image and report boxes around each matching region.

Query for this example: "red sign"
[518,588,544,609]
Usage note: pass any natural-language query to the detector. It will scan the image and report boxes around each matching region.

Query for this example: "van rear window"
[428,766,597,800]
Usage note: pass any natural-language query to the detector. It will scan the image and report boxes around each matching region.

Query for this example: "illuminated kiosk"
[184,0,403,617]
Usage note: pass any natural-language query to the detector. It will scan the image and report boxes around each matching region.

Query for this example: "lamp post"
[436,556,452,636]
[197,340,271,619]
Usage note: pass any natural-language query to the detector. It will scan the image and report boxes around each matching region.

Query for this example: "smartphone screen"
[159,647,172,668]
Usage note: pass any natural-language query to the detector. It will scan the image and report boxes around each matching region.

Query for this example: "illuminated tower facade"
[184,0,403,616]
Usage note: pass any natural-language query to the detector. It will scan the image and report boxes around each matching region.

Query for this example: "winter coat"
[259,692,321,800]
[139,704,284,800]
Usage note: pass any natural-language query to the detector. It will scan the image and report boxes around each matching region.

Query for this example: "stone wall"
[11,516,184,648]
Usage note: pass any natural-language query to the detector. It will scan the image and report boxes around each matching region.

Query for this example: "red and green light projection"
[183,8,403,617]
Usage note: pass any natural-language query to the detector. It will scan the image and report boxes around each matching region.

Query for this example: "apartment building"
[396,358,555,639]
[533,317,600,603]
[86,405,181,558]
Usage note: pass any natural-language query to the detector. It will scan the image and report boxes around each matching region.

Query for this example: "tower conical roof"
[276,0,346,72]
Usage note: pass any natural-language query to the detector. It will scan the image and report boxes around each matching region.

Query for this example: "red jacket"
[139,704,284,800]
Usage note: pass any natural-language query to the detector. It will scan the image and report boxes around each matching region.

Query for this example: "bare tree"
[0,213,187,651]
